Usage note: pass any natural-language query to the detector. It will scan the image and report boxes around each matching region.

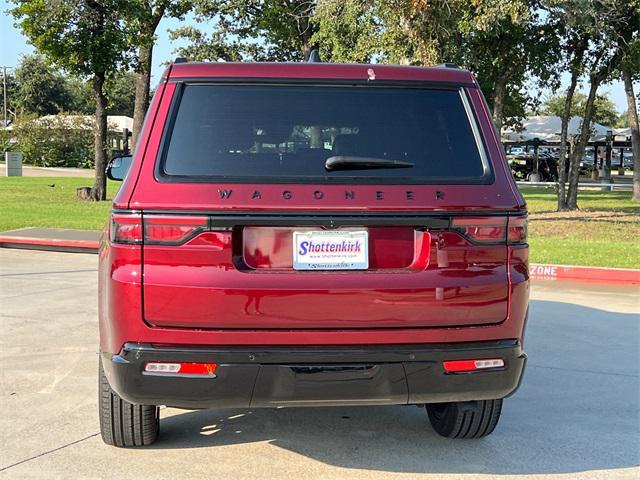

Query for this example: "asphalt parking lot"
[1,249,638,479]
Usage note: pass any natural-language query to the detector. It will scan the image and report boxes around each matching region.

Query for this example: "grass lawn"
[0,177,119,231]
[0,178,638,268]
[519,187,640,269]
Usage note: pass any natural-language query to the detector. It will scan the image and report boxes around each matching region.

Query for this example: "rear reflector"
[144,362,217,377]
[443,358,504,373]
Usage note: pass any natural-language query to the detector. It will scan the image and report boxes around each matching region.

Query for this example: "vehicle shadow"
[149,300,639,475]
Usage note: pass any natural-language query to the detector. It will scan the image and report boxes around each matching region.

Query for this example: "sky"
[0,1,200,86]
[0,0,632,115]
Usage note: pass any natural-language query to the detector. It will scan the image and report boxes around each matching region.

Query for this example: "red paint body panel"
[142,231,507,329]
[99,230,525,354]
[99,62,529,357]
[112,74,170,210]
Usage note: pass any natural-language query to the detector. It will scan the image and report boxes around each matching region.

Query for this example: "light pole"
[3,66,7,128]
[605,129,613,181]
[2,66,13,129]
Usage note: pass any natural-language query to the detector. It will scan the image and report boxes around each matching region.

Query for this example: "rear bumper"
[102,340,526,409]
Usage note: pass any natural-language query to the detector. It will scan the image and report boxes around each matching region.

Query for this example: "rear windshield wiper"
[325,156,415,171]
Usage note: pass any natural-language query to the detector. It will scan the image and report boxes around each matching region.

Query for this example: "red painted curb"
[0,236,99,253]
[530,263,640,283]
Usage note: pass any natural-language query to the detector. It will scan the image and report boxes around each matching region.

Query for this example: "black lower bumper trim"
[102,340,526,409]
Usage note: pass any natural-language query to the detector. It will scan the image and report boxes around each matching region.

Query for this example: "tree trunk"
[557,74,579,211]
[302,35,312,61]
[622,68,640,201]
[301,18,313,61]
[90,72,108,201]
[492,77,506,137]
[557,37,586,211]
[131,44,152,149]
[131,4,164,149]
[566,74,602,210]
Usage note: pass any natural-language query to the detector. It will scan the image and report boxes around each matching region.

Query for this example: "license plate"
[292,230,369,270]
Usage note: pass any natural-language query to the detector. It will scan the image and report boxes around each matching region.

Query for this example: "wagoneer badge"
[216,189,432,201]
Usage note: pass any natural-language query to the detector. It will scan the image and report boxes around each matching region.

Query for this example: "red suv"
[99,59,529,447]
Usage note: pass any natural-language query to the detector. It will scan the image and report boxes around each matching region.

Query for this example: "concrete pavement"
[0,249,638,479]
[0,164,93,177]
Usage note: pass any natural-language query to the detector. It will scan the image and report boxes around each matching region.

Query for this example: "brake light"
[507,216,528,244]
[451,215,527,245]
[144,362,217,377]
[443,358,504,373]
[144,215,208,245]
[452,216,507,243]
[110,213,142,244]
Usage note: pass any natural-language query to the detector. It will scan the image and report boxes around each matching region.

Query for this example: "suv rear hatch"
[130,79,523,330]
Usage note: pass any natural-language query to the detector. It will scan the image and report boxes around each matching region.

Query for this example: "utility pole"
[2,66,12,129]
[3,66,7,128]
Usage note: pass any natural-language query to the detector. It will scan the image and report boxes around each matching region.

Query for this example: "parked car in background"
[99,59,529,447]
[623,152,634,171]
[509,153,560,181]
[579,156,596,175]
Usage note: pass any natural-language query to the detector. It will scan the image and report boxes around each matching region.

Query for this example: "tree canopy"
[13,54,72,116]
[171,0,316,61]
[540,92,621,127]
[11,0,134,78]
[12,0,137,200]
[7,54,137,118]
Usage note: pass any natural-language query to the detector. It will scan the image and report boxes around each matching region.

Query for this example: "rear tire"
[99,357,159,447]
[426,399,502,438]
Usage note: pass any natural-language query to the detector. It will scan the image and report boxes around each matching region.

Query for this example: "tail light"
[452,216,506,243]
[507,216,528,244]
[110,213,210,245]
[452,216,527,245]
[110,213,142,244]
[144,215,208,245]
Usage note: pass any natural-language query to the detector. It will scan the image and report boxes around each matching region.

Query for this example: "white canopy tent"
[613,127,632,141]
[502,115,611,143]
[35,114,133,132]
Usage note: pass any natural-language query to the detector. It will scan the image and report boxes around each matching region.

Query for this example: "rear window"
[159,84,491,184]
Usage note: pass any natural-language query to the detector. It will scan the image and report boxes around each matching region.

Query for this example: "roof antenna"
[308,49,322,63]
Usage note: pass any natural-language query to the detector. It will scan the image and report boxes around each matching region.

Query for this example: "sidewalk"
[1,227,638,283]
[0,164,93,177]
